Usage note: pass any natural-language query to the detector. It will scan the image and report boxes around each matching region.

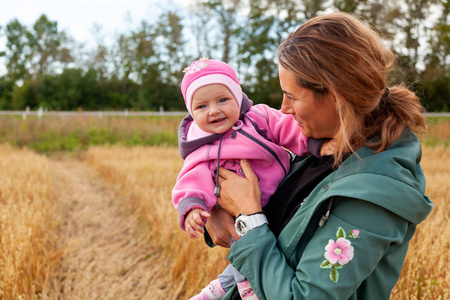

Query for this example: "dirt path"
[46,158,182,300]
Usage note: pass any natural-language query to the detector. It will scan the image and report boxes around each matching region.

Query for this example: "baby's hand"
[185,209,211,239]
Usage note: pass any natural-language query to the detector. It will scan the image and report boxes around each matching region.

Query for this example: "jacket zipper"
[237,128,287,176]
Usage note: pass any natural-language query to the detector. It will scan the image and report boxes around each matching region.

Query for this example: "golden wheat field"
[0,123,449,299]
[0,145,59,298]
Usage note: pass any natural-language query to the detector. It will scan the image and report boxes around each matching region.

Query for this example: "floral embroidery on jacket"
[320,227,360,283]
[183,57,209,75]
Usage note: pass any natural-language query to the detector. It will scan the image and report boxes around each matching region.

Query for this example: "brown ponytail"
[364,85,427,153]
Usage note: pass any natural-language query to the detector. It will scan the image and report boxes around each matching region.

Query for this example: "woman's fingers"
[217,195,239,217]
[217,160,263,216]
[205,206,235,247]
[239,159,256,181]
[217,166,237,180]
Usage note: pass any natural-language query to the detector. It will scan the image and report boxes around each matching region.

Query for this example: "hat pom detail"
[183,57,209,75]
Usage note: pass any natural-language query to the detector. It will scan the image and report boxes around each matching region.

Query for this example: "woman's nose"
[280,97,292,114]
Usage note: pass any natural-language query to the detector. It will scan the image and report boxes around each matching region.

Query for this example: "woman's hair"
[278,12,427,166]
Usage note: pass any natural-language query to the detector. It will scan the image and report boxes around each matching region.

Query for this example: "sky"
[0,0,191,47]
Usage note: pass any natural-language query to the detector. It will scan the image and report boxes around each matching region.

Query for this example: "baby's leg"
[218,263,238,291]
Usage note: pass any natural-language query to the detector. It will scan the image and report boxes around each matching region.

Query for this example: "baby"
[172,58,308,299]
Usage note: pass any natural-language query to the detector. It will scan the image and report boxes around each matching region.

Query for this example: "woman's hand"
[217,160,262,217]
[205,206,239,247]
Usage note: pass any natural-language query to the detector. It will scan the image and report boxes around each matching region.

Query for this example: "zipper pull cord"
[232,120,243,139]
[214,134,224,196]
[319,198,334,227]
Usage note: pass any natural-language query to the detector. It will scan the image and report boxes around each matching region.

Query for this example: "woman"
[205,12,433,300]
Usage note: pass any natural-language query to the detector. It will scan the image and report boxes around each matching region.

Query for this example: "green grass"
[0,115,447,153]
[0,115,182,153]
[420,117,450,147]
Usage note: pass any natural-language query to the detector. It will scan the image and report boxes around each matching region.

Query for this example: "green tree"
[333,0,361,12]
[391,0,437,82]
[186,0,215,58]
[27,15,73,76]
[203,0,243,63]
[0,78,15,109]
[131,21,160,84]
[110,33,134,93]
[156,11,188,86]
[87,24,109,106]
[419,0,450,111]
[4,19,30,81]
[234,1,285,106]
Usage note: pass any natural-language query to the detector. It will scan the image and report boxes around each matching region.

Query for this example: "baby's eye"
[196,104,206,109]
[219,98,228,103]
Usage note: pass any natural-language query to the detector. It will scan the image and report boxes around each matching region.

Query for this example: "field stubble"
[391,145,450,300]
[84,144,450,299]
[0,117,449,299]
[84,146,230,298]
[0,145,58,299]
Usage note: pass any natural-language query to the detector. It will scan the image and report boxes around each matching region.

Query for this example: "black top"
[265,152,335,237]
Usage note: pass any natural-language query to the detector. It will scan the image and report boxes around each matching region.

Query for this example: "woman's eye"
[285,94,295,101]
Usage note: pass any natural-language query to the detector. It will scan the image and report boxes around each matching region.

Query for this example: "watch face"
[236,219,247,235]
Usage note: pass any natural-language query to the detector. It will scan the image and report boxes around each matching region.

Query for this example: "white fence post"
[37,107,44,119]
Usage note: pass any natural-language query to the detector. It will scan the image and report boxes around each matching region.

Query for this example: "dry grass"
[85,145,229,298]
[85,144,450,299]
[391,145,450,300]
[0,144,59,299]
[0,119,448,298]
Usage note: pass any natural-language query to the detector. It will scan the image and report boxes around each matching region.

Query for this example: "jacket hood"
[178,92,253,159]
[327,131,432,224]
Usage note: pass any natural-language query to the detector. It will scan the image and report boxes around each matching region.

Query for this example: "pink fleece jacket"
[172,97,308,230]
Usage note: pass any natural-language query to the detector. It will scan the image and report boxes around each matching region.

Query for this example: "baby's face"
[191,84,240,134]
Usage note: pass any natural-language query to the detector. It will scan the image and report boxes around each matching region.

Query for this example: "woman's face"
[279,65,340,139]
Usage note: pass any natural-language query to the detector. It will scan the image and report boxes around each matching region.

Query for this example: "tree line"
[0,0,448,112]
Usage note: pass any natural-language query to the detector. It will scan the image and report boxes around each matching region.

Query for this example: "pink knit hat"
[181,58,243,116]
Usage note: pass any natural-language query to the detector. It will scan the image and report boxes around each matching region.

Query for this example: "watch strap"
[245,214,268,229]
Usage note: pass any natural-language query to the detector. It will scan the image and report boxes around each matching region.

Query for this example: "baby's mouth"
[211,118,226,123]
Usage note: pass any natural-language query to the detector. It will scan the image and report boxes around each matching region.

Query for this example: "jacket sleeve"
[226,197,410,299]
[172,160,217,231]
[255,105,308,156]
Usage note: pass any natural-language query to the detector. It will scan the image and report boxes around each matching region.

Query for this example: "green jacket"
[225,131,433,299]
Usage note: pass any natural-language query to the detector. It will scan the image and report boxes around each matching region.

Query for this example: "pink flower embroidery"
[320,227,361,283]
[183,57,209,75]
[324,238,354,265]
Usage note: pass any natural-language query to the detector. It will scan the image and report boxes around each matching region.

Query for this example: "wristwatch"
[235,213,268,237]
